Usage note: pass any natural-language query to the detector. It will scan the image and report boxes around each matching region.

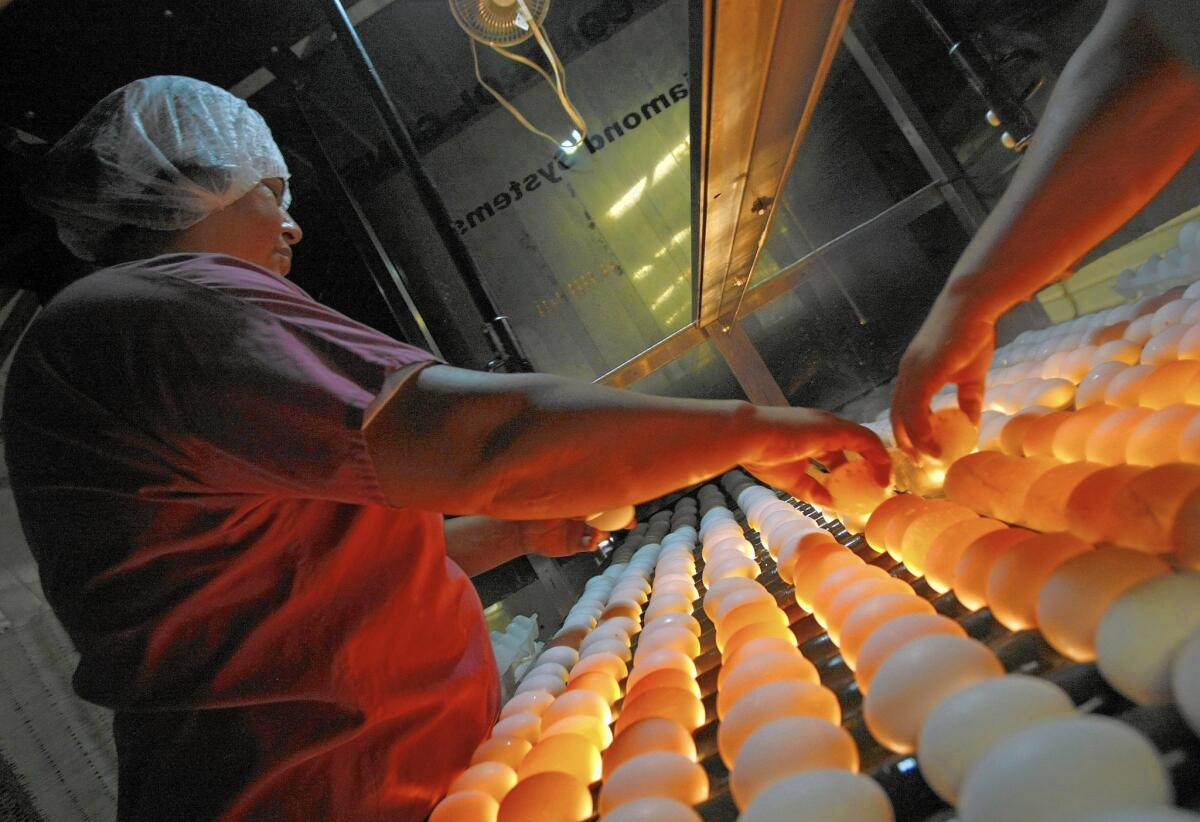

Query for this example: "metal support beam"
[525,555,578,623]
[842,22,989,233]
[705,323,790,407]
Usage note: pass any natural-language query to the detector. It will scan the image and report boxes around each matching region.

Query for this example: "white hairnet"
[27,75,290,262]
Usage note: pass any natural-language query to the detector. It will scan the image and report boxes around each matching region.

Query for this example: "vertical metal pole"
[319,0,533,372]
[704,323,791,407]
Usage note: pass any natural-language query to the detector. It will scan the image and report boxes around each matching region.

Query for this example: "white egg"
[738,770,894,822]
[958,715,1172,822]
[916,675,1076,803]
[1172,627,1200,737]
[1095,572,1200,704]
[536,646,579,670]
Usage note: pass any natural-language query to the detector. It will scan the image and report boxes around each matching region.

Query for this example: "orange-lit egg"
[882,497,936,559]
[715,602,788,651]
[500,690,555,720]
[581,623,632,652]
[598,752,709,816]
[710,584,776,624]
[702,552,760,588]
[1141,324,1190,366]
[917,675,1076,805]
[1139,360,1200,408]
[717,680,841,766]
[1126,404,1200,465]
[1020,411,1073,459]
[925,407,978,464]
[1036,547,1171,662]
[1107,463,1200,559]
[702,535,754,563]
[791,548,864,612]
[1018,461,1106,532]
[1150,298,1195,334]
[542,689,612,729]
[1059,346,1099,382]
[624,667,701,701]
[924,518,1007,593]
[1023,378,1076,409]
[568,651,627,683]
[854,613,966,695]
[497,771,592,822]
[763,519,822,560]
[1104,364,1156,406]
[810,564,891,625]
[636,625,702,660]
[1182,412,1200,464]
[541,714,613,752]
[1179,322,1200,361]
[701,522,745,550]
[600,797,702,822]
[537,646,581,670]
[1083,407,1154,464]
[998,407,1053,456]
[776,531,840,584]
[729,717,858,810]
[1063,464,1146,543]
[1083,321,1130,347]
[824,460,892,522]
[953,528,1036,611]
[566,671,621,706]
[898,501,978,577]
[944,453,1058,522]
[615,686,705,734]
[579,638,632,664]
[824,578,914,642]
[718,637,804,687]
[986,533,1094,631]
[490,712,541,745]
[838,592,935,669]
[603,717,697,778]
[1124,313,1157,343]
[448,761,519,804]
[517,733,601,784]
[1039,350,1069,380]
[625,648,697,691]
[739,771,893,822]
[702,577,766,620]
[1077,361,1131,406]
[601,600,643,623]
[470,736,533,770]
[864,634,1002,753]
[722,620,798,662]
[1051,404,1121,461]
[864,495,926,553]
[430,790,499,822]
[977,411,1009,451]
[716,651,820,719]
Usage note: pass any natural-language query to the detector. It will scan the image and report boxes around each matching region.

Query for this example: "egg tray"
[588,495,1200,821]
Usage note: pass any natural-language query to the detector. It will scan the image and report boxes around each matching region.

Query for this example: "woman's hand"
[891,297,995,459]
[514,518,606,558]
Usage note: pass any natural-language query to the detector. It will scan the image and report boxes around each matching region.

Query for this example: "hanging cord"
[469,0,588,149]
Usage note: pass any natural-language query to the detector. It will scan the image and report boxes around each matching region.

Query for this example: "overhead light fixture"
[607,176,647,219]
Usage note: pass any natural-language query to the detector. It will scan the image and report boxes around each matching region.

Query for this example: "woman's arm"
[443,516,604,577]
[364,365,890,517]
[892,0,1200,457]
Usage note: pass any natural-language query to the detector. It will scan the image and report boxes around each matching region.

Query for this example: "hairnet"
[26,75,290,262]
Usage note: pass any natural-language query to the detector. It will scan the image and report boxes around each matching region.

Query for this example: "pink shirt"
[3,254,499,820]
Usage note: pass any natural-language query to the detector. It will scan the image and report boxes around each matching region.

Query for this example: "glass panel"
[743,202,970,411]
[349,0,694,381]
[627,338,747,401]
[749,42,933,287]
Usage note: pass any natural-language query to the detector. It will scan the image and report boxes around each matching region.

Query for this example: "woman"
[6,76,889,820]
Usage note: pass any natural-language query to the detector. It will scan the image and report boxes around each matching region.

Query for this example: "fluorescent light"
[607,177,647,219]
[651,283,678,309]
[670,227,690,246]
[632,265,652,281]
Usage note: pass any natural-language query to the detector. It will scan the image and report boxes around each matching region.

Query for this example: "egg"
[601,600,643,623]
[1060,464,1144,546]
[625,649,697,691]
[997,408,1053,456]
[777,531,841,585]
[624,667,701,701]
[702,535,754,563]
[810,564,891,625]
[430,790,499,822]
[1050,405,1120,461]
[1124,313,1157,344]
[470,736,533,770]
[600,797,703,821]
[1022,378,1076,409]
[1059,346,1099,382]
[824,579,914,644]
[709,585,776,624]
[715,602,788,651]
[1141,324,1191,365]
[580,624,632,653]
[500,690,555,720]
[738,771,894,822]
[541,714,613,751]
[722,619,798,661]
[517,733,601,784]
[730,717,858,810]
[957,715,1171,822]
[864,495,925,553]
[448,761,519,804]
[1179,323,1200,361]
[567,652,627,683]
[923,518,1006,593]
[636,626,701,661]
[763,519,823,560]
[579,638,632,664]
[1107,463,1200,558]
[716,651,820,719]
[1139,360,1200,408]
[791,547,863,612]
[943,453,1058,522]
[1095,571,1200,704]
[702,552,760,588]
[1018,461,1106,532]
[952,528,1036,611]
[614,687,705,735]
[541,689,612,729]
[838,593,935,669]
[598,752,709,816]
[718,637,804,687]
[864,634,1003,753]
[1076,361,1131,406]
[587,505,635,532]
[881,497,938,559]
[1172,627,1200,736]
[490,712,541,745]
[985,533,1094,631]
[1085,407,1154,464]
[898,501,978,577]
[1104,364,1157,406]
[498,771,592,822]
[1127,404,1200,465]
[853,613,966,695]
[566,671,621,706]
[1019,410,1073,459]
[1036,547,1171,662]
[717,679,841,766]
[536,646,580,671]
[1083,321,1131,347]
[603,717,697,778]
[824,460,892,523]
[702,577,767,620]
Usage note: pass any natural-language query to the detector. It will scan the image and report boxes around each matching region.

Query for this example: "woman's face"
[172,178,302,276]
